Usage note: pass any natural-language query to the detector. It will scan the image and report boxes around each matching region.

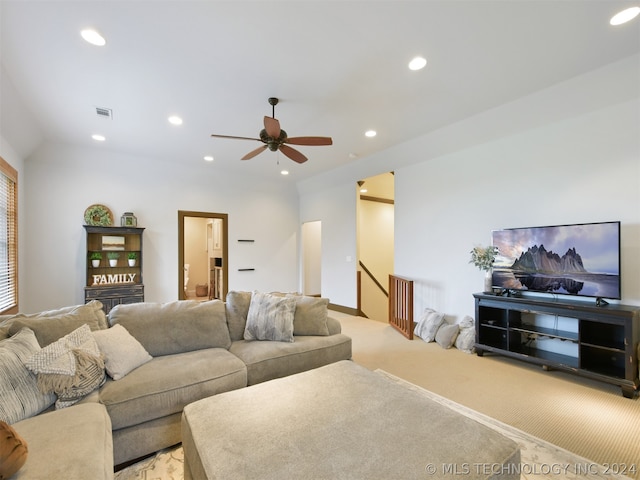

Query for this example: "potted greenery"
[469,245,498,293]
[107,251,120,267]
[127,252,138,267]
[89,252,102,268]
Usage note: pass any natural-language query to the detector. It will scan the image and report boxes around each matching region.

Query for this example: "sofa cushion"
[100,348,247,430]
[225,290,252,341]
[0,328,56,424]
[25,324,106,409]
[230,334,353,385]
[5,301,108,347]
[108,299,231,356]
[92,324,152,380]
[244,291,296,342]
[11,403,113,480]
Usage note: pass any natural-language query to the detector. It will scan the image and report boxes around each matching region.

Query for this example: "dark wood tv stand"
[473,293,640,398]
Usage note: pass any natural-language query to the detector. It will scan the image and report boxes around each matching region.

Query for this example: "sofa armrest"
[327,316,342,335]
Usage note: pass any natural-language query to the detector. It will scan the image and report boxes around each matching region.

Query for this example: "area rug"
[115,369,631,480]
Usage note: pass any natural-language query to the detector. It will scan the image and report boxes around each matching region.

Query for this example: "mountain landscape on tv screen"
[510,244,586,274]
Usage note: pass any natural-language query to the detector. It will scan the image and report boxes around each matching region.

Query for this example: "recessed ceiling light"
[81,29,106,46]
[281,170,289,176]
[365,130,377,138]
[360,188,368,193]
[204,156,214,162]
[168,116,183,125]
[610,6,640,25]
[408,56,427,71]
[92,134,106,142]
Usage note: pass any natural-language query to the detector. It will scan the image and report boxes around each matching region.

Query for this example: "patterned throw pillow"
[244,291,296,342]
[0,328,56,424]
[26,324,105,409]
[413,308,445,342]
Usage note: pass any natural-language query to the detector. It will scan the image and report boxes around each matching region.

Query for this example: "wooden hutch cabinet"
[84,225,144,313]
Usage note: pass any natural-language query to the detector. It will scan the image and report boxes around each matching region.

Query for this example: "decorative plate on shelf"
[84,204,113,226]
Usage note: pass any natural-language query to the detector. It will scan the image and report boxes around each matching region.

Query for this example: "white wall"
[22,143,300,312]
[299,55,640,319]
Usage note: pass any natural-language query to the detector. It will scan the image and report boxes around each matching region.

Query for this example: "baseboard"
[328,303,359,316]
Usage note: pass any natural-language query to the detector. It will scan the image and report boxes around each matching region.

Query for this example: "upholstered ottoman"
[182,360,520,479]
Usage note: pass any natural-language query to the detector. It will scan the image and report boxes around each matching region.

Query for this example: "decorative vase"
[91,259,100,268]
[484,270,493,293]
[128,259,136,267]
[109,259,118,267]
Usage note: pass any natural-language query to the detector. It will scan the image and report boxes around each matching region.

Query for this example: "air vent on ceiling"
[95,107,113,119]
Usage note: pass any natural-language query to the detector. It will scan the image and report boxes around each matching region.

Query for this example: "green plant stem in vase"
[89,252,102,268]
[127,252,138,267]
[469,245,498,293]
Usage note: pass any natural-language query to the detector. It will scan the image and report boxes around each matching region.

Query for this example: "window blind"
[0,157,17,313]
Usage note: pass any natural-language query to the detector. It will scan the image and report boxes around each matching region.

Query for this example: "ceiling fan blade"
[279,144,308,164]
[264,116,281,138]
[241,145,268,160]
[211,134,261,142]
[285,136,333,146]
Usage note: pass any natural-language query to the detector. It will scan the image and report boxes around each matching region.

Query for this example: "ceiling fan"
[210,97,332,164]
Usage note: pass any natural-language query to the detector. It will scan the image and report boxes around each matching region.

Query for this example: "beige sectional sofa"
[0,292,352,479]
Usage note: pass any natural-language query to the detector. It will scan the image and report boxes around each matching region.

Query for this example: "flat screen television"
[491,221,621,301]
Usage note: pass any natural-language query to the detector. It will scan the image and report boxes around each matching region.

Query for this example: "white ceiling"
[1,1,639,183]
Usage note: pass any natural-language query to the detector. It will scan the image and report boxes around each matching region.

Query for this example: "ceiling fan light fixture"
[81,29,106,46]
[408,56,427,71]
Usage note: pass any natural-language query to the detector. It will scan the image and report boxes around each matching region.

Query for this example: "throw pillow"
[413,308,445,342]
[288,295,330,336]
[26,324,106,409]
[435,322,460,349]
[455,315,476,354]
[7,300,108,347]
[0,328,56,424]
[92,324,152,380]
[244,291,296,342]
[225,291,252,341]
[0,421,28,479]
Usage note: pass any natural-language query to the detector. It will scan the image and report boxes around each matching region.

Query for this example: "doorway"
[178,211,228,301]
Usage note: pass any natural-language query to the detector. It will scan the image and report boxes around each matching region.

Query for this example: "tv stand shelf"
[473,293,640,398]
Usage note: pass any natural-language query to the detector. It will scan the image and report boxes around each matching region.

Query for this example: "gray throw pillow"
[0,328,56,424]
[413,308,445,343]
[225,291,252,341]
[109,299,231,356]
[435,323,460,349]
[289,295,330,336]
[455,315,476,354]
[244,291,296,342]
